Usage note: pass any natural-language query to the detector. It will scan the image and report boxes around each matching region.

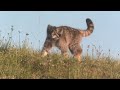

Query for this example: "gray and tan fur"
[41,18,94,62]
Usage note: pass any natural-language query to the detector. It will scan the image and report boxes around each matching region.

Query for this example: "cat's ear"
[47,24,51,28]
[47,24,52,34]
[47,24,55,30]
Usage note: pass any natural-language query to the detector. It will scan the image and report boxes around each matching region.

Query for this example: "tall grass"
[0,26,120,79]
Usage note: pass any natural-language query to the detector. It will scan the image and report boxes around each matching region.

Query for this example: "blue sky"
[0,11,120,58]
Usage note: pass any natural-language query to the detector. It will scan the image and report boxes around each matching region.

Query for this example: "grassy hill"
[0,47,120,79]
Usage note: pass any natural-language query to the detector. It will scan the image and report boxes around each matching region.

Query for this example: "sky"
[0,11,120,58]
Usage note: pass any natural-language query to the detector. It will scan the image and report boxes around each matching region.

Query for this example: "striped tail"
[80,18,94,37]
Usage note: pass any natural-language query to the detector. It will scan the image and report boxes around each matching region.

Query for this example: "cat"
[41,18,94,62]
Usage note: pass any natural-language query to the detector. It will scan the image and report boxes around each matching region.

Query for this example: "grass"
[0,26,120,79]
[0,49,120,79]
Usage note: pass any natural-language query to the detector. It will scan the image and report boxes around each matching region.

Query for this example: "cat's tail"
[80,18,94,37]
